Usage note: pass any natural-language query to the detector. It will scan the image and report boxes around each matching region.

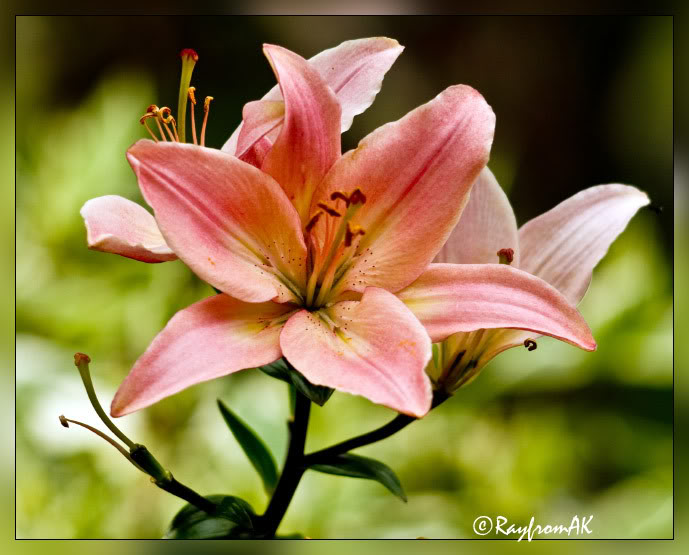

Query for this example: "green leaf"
[164,495,256,539]
[310,453,407,502]
[217,399,278,494]
[258,358,334,406]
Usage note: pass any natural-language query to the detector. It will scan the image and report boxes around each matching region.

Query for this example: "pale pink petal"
[111,295,294,416]
[307,37,404,133]
[280,287,432,417]
[434,167,520,266]
[518,184,650,304]
[222,37,404,154]
[223,123,241,157]
[80,195,177,263]
[127,140,307,304]
[397,263,596,350]
[240,136,273,168]
[261,44,342,224]
[311,85,495,297]
[236,100,285,159]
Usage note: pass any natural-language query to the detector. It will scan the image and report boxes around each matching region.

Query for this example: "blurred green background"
[15,16,673,540]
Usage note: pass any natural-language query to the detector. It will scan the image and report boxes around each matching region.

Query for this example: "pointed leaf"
[258,358,334,406]
[310,453,407,502]
[217,400,278,494]
[164,495,255,539]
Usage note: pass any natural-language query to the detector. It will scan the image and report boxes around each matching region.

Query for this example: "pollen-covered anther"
[316,203,341,217]
[158,107,174,123]
[200,96,214,147]
[157,107,179,142]
[139,107,163,142]
[187,87,198,145]
[349,188,367,205]
[497,248,514,265]
[345,223,365,247]
[331,188,367,207]
[305,211,324,232]
[524,339,537,351]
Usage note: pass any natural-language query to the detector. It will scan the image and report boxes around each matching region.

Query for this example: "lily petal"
[434,167,520,266]
[518,184,650,304]
[111,294,294,416]
[80,195,177,263]
[397,263,596,350]
[261,44,342,224]
[127,140,307,304]
[223,37,404,154]
[280,287,432,417]
[307,36,404,133]
[236,100,285,159]
[312,85,495,296]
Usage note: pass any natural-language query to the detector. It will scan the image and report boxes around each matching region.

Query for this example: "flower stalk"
[260,390,311,537]
[64,353,216,516]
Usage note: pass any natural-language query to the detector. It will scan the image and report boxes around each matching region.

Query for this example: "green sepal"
[164,495,256,539]
[217,399,278,494]
[258,358,334,406]
[310,453,407,502]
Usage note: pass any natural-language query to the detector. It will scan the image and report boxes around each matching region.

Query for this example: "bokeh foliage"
[15,16,672,539]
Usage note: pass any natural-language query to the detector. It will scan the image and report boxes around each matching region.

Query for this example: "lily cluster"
[80,38,648,419]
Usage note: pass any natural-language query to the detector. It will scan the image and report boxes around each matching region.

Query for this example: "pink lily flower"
[81,40,596,419]
[398,168,650,392]
[81,38,404,262]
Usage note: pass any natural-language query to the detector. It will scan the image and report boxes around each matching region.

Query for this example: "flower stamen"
[330,188,367,208]
[497,248,514,265]
[305,188,370,307]
[305,211,324,233]
[139,112,160,142]
[188,87,198,145]
[158,107,179,142]
[344,223,365,247]
[524,339,538,351]
[316,202,341,217]
[201,96,213,147]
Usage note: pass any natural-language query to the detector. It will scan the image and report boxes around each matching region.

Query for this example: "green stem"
[304,390,450,464]
[258,390,449,536]
[157,477,218,514]
[71,354,215,516]
[260,390,311,537]
[74,354,135,449]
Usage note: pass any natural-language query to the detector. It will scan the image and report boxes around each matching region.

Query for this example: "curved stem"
[260,390,311,537]
[258,389,448,536]
[157,477,218,514]
[304,390,450,464]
